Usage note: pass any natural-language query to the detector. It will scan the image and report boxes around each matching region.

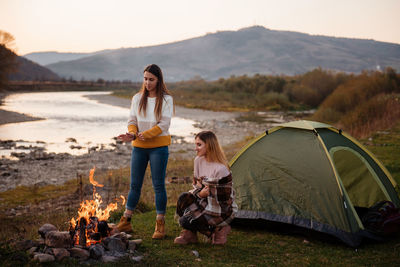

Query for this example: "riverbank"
[0,92,43,125]
[0,92,280,193]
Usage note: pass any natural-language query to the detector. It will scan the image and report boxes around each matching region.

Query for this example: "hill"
[8,55,60,81]
[45,26,400,81]
[23,49,113,65]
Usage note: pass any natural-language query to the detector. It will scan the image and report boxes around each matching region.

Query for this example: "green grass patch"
[361,122,400,186]
[0,179,77,210]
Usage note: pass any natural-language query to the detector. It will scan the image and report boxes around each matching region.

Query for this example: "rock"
[106,237,126,253]
[128,240,136,252]
[110,232,129,243]
[38,223,58,238]
[52,248,70,261]
[33,253,55,263]
[192,250,199,257]
[70,145,83,150]
[69,247,90,260]
[45,231,72,248]
[44,247,54,255]
[89,244,105,260]
[108,225,120,235]
[131,255,143,262]
[101,255,120,263]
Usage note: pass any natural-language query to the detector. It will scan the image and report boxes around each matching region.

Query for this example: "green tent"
[230,120,399,246]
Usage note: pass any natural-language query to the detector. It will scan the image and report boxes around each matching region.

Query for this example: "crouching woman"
[174,131,238,245]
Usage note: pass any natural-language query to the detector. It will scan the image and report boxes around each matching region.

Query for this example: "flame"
[70,167,119,246]
[76,192,118,222]
[120,195,126,205]
[89,166,103,187]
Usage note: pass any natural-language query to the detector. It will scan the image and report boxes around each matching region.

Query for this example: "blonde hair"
[138,64,172,121]
[195,131,228,167]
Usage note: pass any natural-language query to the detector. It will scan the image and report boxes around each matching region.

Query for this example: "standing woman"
[117,64,173,239]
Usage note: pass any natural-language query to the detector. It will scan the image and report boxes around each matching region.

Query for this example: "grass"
[112,208,400,266]
[361,122,400,185]
[1,128,400,266]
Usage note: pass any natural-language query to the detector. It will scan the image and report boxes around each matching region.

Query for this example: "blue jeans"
[126,146,169,214]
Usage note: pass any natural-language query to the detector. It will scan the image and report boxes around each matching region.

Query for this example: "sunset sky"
[0,0,399,55]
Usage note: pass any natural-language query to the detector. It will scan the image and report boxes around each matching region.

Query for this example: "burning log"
[78,217,87,247]
[69,167,125,247]
[98,220,110,238]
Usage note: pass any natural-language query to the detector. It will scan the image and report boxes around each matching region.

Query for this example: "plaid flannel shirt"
[187,173,237,227]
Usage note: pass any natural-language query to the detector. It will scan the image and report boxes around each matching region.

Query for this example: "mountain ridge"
[30,26,400,81]
[23,49,114,66]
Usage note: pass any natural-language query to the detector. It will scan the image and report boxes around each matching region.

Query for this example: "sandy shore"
[0,92,272,193]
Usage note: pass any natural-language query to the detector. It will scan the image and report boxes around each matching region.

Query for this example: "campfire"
[69,167,124,247]
[23,167,143,264]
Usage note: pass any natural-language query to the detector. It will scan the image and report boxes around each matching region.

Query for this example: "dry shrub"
[312,69,400,134]
[288,84,321,107]
[338,94,400,138]
[312,107,343,123]
[285,68,349,107]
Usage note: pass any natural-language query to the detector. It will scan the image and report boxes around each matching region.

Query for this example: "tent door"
[330,146,391,209]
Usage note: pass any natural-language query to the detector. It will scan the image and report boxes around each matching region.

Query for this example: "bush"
[339,94,400,138]
[312,68,400,134]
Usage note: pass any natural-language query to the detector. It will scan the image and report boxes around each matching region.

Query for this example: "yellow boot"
[152,218,166,239]
[116,216,133,233]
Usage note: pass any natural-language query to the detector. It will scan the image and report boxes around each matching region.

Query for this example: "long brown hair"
[138,64,172,121]
[195,131,228,167]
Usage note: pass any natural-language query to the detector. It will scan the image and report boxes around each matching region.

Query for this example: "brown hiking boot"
[152,218,166,239]
[116,216,133,233]
[174,229,198,245]
[212,225,231,245]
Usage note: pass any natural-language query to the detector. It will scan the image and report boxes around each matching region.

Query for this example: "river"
[0,91,200,158]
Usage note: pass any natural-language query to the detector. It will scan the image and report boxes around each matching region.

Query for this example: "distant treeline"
[168,68,350,111]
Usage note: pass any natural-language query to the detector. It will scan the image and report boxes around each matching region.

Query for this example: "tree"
[0,30,18,88]
[0,30,16,49]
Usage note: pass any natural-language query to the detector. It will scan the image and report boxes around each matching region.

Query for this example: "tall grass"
[312,68,400,138]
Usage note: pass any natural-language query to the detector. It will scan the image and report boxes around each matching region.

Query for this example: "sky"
[0,0,399,56]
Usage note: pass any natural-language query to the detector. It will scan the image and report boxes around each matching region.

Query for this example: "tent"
[229,120,400,246]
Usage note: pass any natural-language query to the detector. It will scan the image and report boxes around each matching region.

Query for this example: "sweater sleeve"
[127,95,138,134]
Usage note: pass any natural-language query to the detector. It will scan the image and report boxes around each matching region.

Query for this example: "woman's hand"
[117,133,136,142]
[136,132,145,141]
[198,185,209,198]
[196,180,203,188]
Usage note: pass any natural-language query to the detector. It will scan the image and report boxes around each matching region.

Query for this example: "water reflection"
[0,91,199,157]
